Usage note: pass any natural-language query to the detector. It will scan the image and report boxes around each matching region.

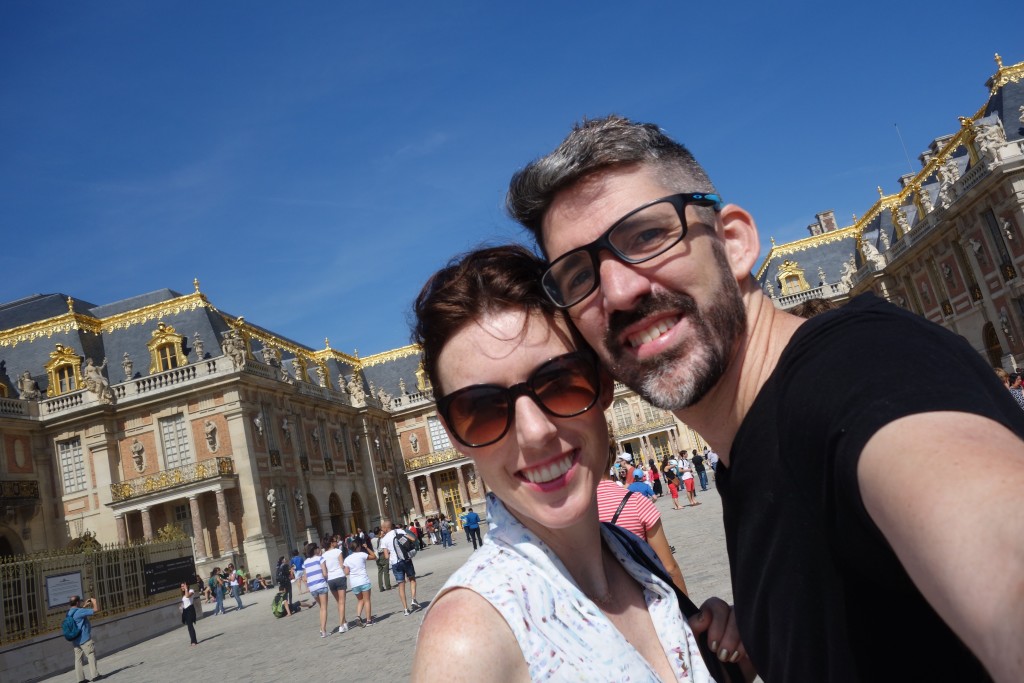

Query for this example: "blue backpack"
[61,609,82,641]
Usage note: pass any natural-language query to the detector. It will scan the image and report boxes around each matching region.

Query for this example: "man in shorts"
[290,547,306,594]
[379,519,420,616]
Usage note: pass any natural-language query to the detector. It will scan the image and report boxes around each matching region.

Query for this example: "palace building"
[757,54,1024,369]
[0,280,703,577]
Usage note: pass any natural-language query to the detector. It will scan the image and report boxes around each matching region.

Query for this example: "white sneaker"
[338,623,348,633]
[404,609,411,616]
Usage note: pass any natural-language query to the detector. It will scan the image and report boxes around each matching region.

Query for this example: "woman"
[648,458,663,498]
[275,556,293,616]
[343,538,376,626]
[410,246,747,682]
[302,542,330,638]
[679,456,700,507]
[663,457,684,510]
[208,567,225,616]
[322,535,349,634]
[226,563,244,611]
[180,582,198,646]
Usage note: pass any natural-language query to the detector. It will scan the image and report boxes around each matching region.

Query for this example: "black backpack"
[394,531,417,560]
[276,562,290,584]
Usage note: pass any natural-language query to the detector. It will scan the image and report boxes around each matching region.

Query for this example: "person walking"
[180,582,199,646]
[464,507,483,550]
[226,564,244,611]
[648,457,663,498]
[322,535,349,634]
[379,519,420,616]
[343,538,376,626]
[208,567,225,616]
[439,515,453,548]
[374,533,392,592]
[302,542,330,638]
[67,595,102,682]
[691,449,709,491]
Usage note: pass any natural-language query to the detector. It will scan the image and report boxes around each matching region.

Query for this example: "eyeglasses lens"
[547,199,684,307]
[444,353,600,447]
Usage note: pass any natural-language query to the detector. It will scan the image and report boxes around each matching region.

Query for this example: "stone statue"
[192,332,205,361]
[817,266,827,286]
[399,377,407,396]
[121,352,133,380]
[221,330,247,370]
[347,374,365,403]
[294,489,304,513]
[409,433,419,453]
[1019,105,1024,125]
[377,387,392,407]
[919,281,931,305]
[878,227,890,250]
[261,345,279,366]
[937,157,959,209]
[975,123,1005,163]
[942,263,954,282]
[861,241,885,269]
[918,185,933,214]
[267,488,277,522]
[893,206,910,235]
[130,439,145,473]
[204,420,218,452]
[765,280,775,297]
[1003,218,1015,242]
[839,259,857,292]
[281,417,292,441]
[17,371,41,401]
[1000,309,1013,340]
[82,358,115,404]
[968,238,988,265]
[337,374,348,394]
[310,429,320,453]
[316,365,327,388]
[253,415,264,439]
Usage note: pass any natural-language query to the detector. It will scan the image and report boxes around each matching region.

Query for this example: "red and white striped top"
[595,480,661,541]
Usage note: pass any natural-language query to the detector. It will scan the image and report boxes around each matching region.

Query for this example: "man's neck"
[674,291,804,465]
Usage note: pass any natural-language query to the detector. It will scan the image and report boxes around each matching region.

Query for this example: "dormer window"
[147,322,188,374]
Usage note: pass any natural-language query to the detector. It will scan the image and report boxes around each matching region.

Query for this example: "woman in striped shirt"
[302,543,330,638]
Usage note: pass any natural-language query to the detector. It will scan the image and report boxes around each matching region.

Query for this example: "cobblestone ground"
[48,480,733,682]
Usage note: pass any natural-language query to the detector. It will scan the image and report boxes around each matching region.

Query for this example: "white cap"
[668,459,678,466]
[617,453,633,463]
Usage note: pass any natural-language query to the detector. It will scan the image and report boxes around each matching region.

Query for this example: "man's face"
[542,165,746,410]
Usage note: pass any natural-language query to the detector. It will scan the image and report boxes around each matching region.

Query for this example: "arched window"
[45,344,82,397]
[147,322,188,373]
[613,400,632,429]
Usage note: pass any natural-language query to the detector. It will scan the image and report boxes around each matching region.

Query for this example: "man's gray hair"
[506,115,717,249]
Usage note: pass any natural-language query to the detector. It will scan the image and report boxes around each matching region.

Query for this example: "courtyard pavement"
[48,479,733,682]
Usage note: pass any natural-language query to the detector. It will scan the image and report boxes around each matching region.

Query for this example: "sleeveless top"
[427,493,712,682]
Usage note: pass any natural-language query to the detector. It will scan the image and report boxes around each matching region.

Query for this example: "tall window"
[159,414,193,469]
[428,415,452,451]
[641,401,657,422]
[157,344,180,371]
[57,366,77,393]
[58,438,87,494]
[613,399,632,430]
[983,209,1012,266]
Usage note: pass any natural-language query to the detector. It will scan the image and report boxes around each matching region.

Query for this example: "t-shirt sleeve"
[632,493,661,533]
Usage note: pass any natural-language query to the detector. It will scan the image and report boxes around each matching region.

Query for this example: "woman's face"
[436,309,610,532]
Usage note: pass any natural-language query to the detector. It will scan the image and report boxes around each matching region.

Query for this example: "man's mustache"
[604,292,700,352]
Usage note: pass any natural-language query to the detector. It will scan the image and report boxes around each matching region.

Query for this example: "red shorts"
[683,478,695,492]
[668,483,679,498]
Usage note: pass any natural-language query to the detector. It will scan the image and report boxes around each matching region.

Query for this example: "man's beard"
[602,247,746,411]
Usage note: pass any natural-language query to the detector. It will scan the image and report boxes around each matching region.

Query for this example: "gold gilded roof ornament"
[324,337,331,350]
[877,186,884,198]
[67,297,74,313]
[995,53,1003,69]
[193,277,201,294]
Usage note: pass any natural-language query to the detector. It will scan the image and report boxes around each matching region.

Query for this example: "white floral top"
[426,493,714,682]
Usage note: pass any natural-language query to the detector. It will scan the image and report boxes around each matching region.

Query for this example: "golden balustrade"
[613,414,677,438]
[404,448,464,472]
[110,457,234,502]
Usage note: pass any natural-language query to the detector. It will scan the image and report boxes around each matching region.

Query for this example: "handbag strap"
[602,522,745,683]
[610,490,635,525]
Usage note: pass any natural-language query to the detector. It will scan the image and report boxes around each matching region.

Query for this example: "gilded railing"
[404,448,464,471]
[614,414,677,438]
[110,457,234,502]
[0,480,40,501]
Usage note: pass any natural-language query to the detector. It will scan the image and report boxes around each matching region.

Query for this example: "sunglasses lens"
[445,387,509,447]
[532,354,599,416]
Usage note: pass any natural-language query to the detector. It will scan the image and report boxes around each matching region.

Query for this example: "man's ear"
[717,204,761,281]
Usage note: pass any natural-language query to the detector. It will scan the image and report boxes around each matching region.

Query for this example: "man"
[506,115,1024,682]
[378,519,420,616]
[67,595,102,682]
[290,547,306,594]
[691,448,709,491]
[463,507,483,550]
[626,469,655,499]
[458,507,470,544]
[996,368,1024,411]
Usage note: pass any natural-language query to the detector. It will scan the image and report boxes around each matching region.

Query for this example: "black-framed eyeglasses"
[436,350,601,448]
[542,192,723,308]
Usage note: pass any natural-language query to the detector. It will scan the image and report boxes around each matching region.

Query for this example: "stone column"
[215,489,230,554]
[189,495,208,560]
[140,507,153,541]
[455,466,470,507]
[115,514,127,545]
[407,477,421,517]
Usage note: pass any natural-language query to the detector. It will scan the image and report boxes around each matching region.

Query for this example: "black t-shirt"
[691,454,706,472]
[718,294,1021,682]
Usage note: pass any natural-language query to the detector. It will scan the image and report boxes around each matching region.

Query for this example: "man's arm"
[859,411,1024,683]
[645,520,688,595]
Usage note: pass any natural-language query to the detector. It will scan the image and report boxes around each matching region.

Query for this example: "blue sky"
[1,2,1018,356]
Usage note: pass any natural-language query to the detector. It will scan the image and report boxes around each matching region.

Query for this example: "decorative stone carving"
[130,439,145,473]
[839,259,856,292]
[377,387,392,407]
[193,332,205,361]
[82,358,115,404]
[347,374,365,404]
[294,489,304,513]
[765,280,775,297]
[399,377,407,396]
[267,488,277,522]
[281,417,292,441]
[919,281,931,305]
[409,433,419,453]
[975,123,1006,164]
[316,365,327,388]
[221,330,247,369]
[918,185,933,214]
[817,266,827,286]
[121,352,133,380]
[878,227,890,251]
[893,206,910,236]
[1003,218,1015,242]
[253,415,264,439]
[1019,105,1024,125]
[968,238,988,265]
[17,371,41,401]
[204,420,218,452]
[937,157,960,209]
[261,344,279,366]
[310,429,320,453]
